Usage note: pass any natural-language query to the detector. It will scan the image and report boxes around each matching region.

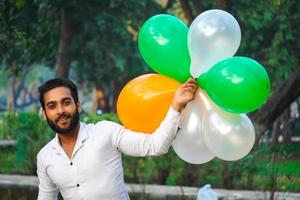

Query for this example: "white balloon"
[197,89,255,161]
[172,93,215,164]
[188,9,241,78]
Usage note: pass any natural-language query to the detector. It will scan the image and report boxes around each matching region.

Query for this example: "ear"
[76,101,82,112]
[42,109,47,120]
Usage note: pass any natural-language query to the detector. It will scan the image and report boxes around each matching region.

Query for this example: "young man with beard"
[37,77,197,200]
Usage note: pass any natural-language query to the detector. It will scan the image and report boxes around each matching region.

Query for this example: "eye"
[64,100,71,105]
[47,104,55,110]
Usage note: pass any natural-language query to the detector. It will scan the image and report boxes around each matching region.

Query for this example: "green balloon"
[198,57,270,113]
[138,14,190,83]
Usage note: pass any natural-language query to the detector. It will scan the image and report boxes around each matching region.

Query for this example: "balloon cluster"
[117,10,270,164]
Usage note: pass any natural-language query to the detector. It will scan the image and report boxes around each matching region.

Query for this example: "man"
[37,77,197,200]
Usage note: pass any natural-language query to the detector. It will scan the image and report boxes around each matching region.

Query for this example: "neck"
[58,122,80,146]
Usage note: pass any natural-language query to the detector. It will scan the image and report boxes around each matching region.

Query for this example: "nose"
[57,104,66,114]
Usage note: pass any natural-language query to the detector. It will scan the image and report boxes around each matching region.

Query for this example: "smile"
[56,116,71,123]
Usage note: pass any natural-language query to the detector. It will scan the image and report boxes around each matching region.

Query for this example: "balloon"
[197,89,255,161]
[188,9,241,77]
[117,74,181,133]
[198,56,270,113]
[138,14,191,83]
[172,95,215,164]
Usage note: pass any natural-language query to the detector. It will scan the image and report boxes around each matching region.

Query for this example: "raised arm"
[112,78,197,156]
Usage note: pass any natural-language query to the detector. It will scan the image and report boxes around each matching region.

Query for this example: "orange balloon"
[117,74,181,133]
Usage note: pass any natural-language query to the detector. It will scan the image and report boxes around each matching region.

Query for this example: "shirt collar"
[51,122,89,153]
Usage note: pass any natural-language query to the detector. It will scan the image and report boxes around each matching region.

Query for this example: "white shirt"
[37,106,180,200]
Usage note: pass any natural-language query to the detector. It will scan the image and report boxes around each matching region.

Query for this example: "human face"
[42,87,80,134]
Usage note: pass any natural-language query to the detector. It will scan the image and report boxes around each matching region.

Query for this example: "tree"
[0,0,55,112]
[69,0,163,112]
[1,0,164,113]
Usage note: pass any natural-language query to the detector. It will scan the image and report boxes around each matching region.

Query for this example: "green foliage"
[122,149,186,185]
[0,113,18,139]
[0,150,15,174]
[71,0,162,86]
[271,143,300,154]
[14,112,54,173]
[0,112,54,173]
[0,68,8,97]
[81,112,120,124]
[276,162,300,177]
[122,149,224,187]
[121,144,300,192]
[0,0,57,72]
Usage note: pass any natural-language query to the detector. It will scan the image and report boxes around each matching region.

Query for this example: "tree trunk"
[270,118,280,145]
[90,87,98,114]
[163,0,174,10]
[281,108,292,144]
[251,67,300,144]
[7,63,16,112]
[222,161,233,189]
[269,153,277,200]
[110,78,126,112]
[90,83,110,114]
[179,0,194,24]
[109,80,116,112]
[55,8,73,78]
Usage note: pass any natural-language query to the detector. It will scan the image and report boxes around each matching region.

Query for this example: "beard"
[46,109,80,134]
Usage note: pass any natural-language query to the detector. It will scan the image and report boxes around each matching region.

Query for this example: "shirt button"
[70,162,73,165]
[77,184,80,187]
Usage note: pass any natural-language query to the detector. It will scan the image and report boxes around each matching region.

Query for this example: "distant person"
[37,77,197,199]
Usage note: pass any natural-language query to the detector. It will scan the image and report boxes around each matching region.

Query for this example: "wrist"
[171,100,182,112]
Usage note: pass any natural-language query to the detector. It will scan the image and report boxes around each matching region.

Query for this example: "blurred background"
[0,0,299,199]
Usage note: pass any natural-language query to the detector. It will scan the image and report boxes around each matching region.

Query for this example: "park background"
[0,0,299,199]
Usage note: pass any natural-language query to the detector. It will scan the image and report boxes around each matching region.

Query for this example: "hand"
[172,78,198,112]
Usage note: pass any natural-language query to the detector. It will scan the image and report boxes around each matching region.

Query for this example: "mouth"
[56,115,71,125]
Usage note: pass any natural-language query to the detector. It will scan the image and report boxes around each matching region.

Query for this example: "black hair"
[38,78,79,109]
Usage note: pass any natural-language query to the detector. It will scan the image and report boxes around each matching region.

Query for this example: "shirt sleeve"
[37,154,59,200]
[111,106,181,156]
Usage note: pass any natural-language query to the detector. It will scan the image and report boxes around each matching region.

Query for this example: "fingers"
[185,82,197,88]
[186,77,197,84]
[185,78,197,86]
[182,85,197,95]
[182,84,196,90]
[182,78,198,93]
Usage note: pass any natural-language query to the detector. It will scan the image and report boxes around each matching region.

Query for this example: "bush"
[0,112,54,174]
[0,112,19,139]
[81,112,120,124]
[0,151,15,174]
